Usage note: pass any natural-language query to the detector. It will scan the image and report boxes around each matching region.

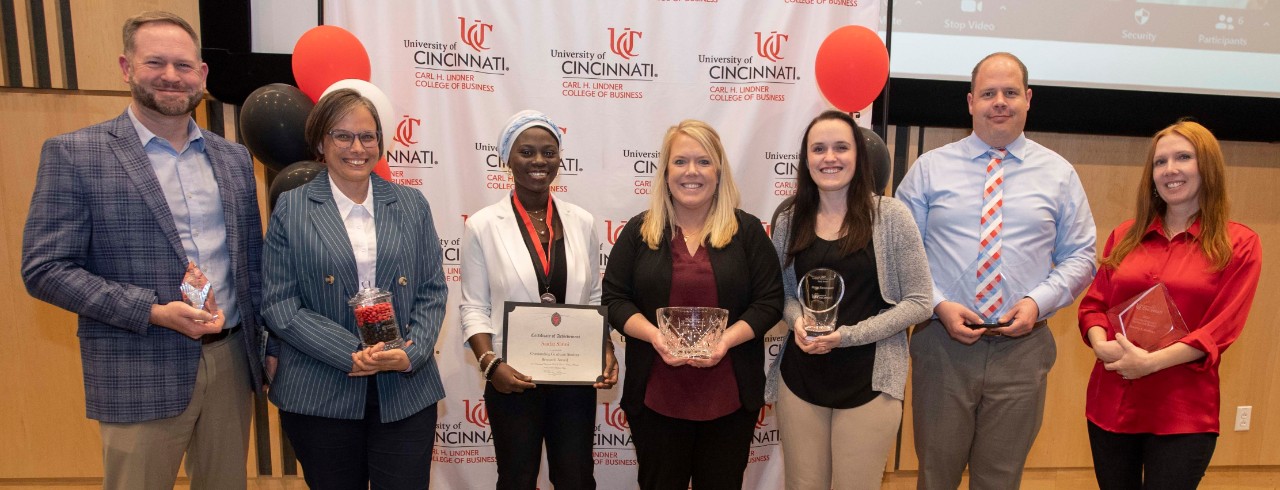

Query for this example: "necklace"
[526,209,548,234]
[512,193,557,303]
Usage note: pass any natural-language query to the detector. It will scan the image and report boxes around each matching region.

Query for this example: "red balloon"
[374,156,392,181]
[293,26,372,102]
[814,26,889,112]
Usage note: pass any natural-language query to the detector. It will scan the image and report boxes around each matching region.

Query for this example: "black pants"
[279,382,438,490]
[627,406,755,490]
[484,383,597,490]
[1088,421,1217,490]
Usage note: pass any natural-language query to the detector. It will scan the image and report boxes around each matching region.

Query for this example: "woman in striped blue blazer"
[262,88,448,489]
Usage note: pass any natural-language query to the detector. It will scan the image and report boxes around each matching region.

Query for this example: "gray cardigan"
[766,196,932,402]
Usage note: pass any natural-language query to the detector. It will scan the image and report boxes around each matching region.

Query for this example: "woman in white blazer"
[459,110,618,489]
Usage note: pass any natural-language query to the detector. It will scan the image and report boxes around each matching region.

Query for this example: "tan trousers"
[777,381,902,490]
[99,329,253,490]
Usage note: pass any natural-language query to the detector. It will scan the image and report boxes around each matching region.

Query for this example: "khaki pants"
[777,382,902,490]
[99,329,253,490]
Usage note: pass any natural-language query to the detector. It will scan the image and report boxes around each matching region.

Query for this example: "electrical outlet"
[1235,406,1252,431]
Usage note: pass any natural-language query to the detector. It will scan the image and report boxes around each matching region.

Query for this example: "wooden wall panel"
[0,91,136,478]
[10,0,34,87]
[68,0,201,91]
[0,89,284,481]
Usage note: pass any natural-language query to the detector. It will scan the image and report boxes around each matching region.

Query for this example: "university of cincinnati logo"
[551,312,562,327]
[458,17,492,52]
[393,115,421,147]
[464,399,489,429]
[603,402,629,431]
[755,403,774,429]
[609,27,642,59]
[755,31,789,62]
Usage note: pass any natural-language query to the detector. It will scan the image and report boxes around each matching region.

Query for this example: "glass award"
[1106,283,1189,352]
[797,268,844,338]
[179,261,219,323]
[348,286,405,350]
[656,306,728,359]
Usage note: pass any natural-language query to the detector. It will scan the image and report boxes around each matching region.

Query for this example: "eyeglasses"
[327,129,380,149]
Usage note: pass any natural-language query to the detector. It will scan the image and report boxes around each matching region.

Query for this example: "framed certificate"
[502,302,608,385]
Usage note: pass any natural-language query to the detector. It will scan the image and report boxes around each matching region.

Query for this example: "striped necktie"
[976,147,1006,320]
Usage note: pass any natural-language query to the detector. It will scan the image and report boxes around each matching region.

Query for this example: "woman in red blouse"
[1078,120,1262,490]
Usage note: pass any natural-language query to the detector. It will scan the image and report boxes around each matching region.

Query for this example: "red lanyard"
[512,193,555,276]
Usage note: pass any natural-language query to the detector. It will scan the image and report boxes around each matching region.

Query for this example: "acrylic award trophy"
[1106,283,1189,352]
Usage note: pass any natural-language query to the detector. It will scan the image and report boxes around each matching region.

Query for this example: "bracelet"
[476,350,496,370]
[483,357,505,380]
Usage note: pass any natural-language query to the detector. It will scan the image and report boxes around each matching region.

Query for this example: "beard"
[129,77,203,117]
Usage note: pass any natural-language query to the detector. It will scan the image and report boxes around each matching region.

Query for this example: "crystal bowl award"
[348,287,404,350]
[656,307,729,359]
[798,268,845,338]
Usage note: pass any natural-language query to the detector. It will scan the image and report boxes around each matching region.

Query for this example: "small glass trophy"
[179,261,218,323]
[797,268,844,338]
[349,286,405,350]
[1106,283,1189,352]
[656,307,728,359]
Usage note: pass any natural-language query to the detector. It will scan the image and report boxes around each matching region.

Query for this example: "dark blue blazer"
[262,172,446,422]
[22,111,266,423]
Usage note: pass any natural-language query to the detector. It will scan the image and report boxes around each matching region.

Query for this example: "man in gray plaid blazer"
[21,11,264,490]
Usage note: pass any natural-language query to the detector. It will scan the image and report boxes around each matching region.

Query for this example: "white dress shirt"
[330,178,378,289]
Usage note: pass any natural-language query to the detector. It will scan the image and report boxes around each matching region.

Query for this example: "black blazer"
[603,209,783,415]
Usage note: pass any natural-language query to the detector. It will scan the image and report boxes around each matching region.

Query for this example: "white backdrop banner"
[325,1,880,488]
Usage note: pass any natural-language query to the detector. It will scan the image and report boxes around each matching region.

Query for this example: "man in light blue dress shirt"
[896,52,1097,490]
[21,12,264,489]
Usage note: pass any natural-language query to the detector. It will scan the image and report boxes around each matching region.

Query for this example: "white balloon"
[321,79,398,150]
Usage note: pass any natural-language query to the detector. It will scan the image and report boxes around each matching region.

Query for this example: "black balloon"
[240,83,314,171]
[268,160,324,210]
[857,126,892,193]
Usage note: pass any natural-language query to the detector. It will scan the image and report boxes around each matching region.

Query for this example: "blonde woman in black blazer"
[603,120,783,490]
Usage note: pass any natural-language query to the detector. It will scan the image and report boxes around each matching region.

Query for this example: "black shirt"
[781,237,890,408]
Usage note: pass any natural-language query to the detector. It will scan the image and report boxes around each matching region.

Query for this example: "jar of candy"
[348,287,404,350]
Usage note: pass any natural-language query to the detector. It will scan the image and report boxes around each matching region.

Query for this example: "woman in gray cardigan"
[767,110,932,490]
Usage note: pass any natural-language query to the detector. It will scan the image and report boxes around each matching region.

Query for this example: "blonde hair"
[640,120,741,250]
[1101,120,1232,271]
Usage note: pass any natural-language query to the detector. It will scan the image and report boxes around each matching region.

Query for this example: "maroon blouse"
[644,230,741,421]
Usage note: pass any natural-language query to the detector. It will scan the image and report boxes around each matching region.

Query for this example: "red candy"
[354,302,393,325]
